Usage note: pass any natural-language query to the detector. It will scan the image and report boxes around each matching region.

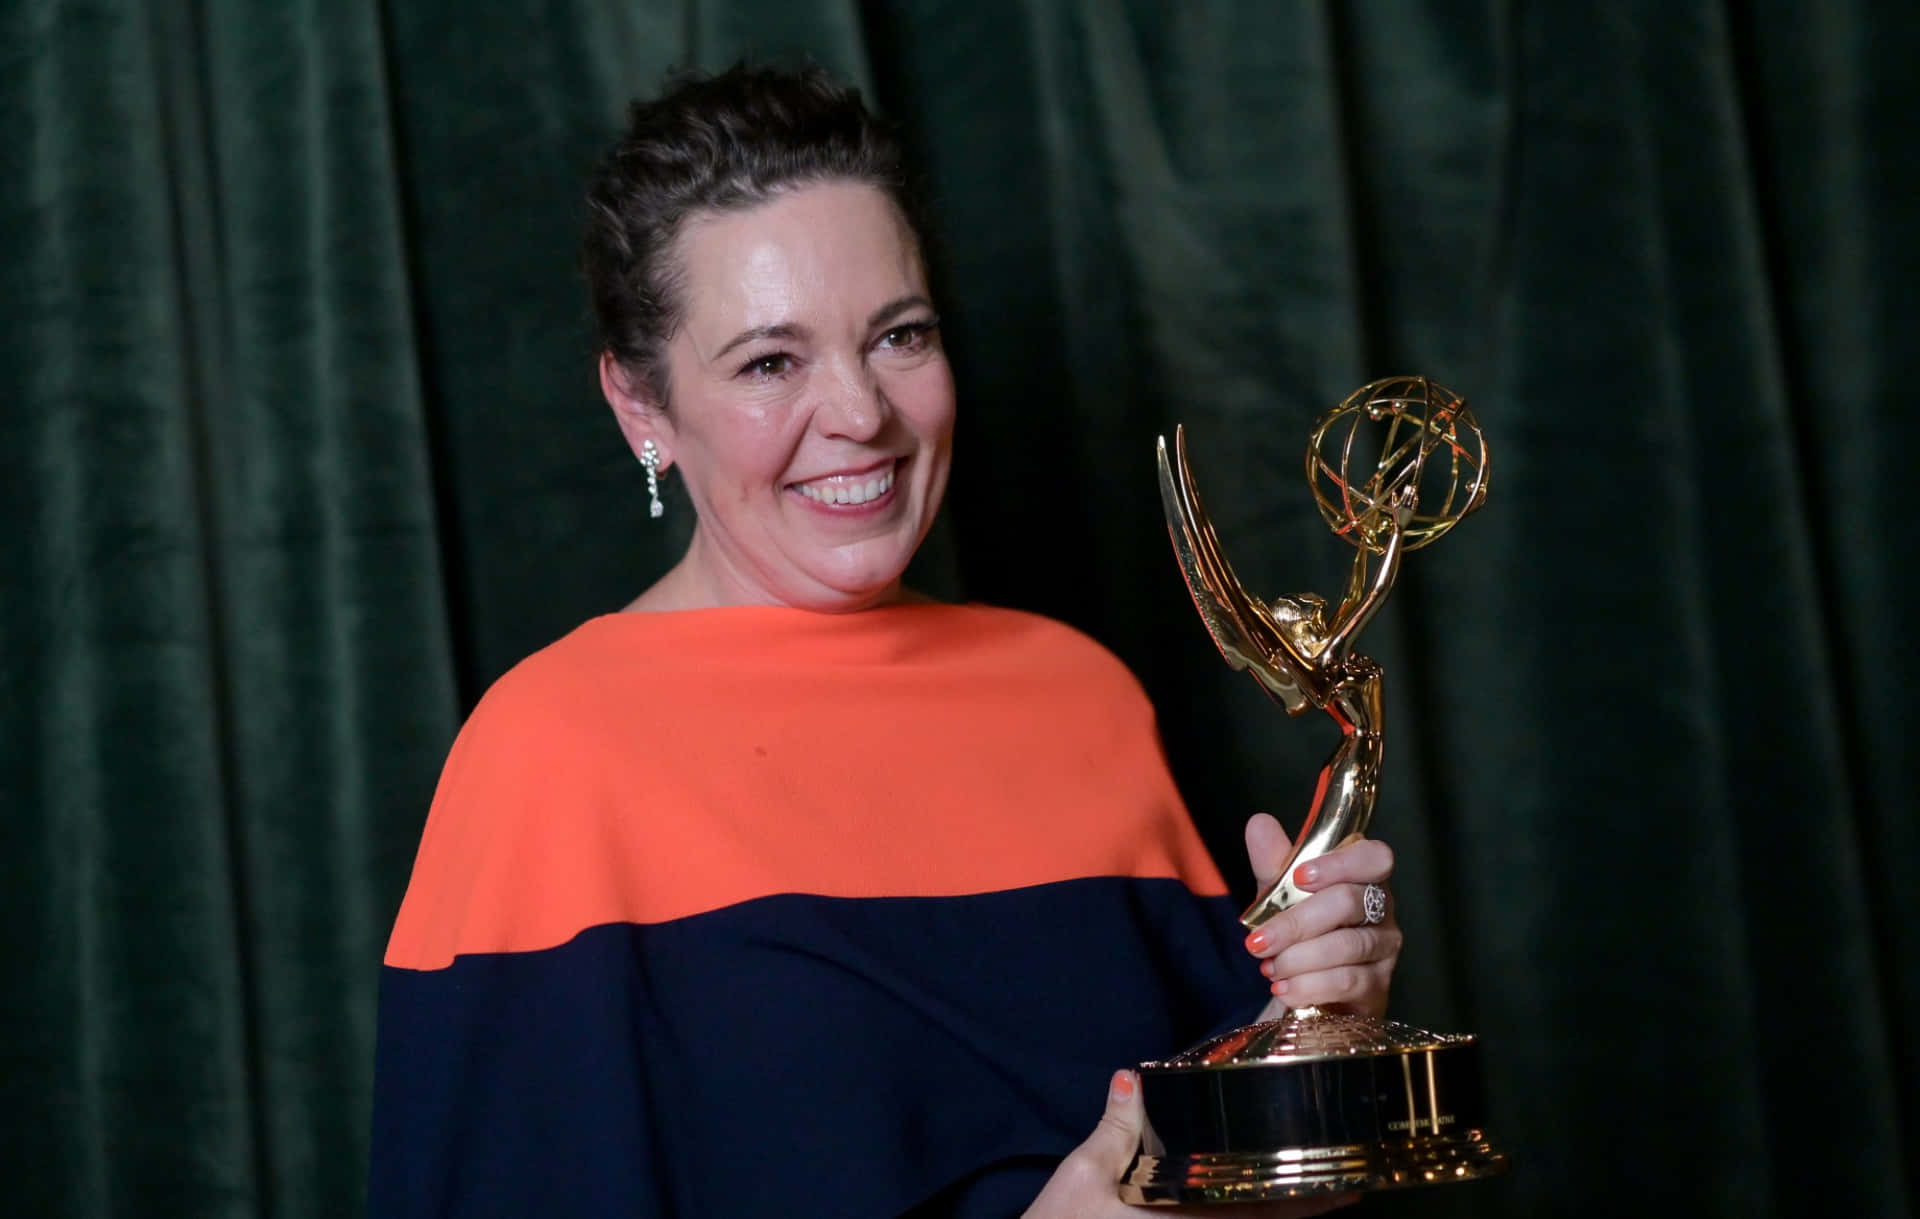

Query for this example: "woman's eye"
[878,321,937,351]
[740,353,793,379]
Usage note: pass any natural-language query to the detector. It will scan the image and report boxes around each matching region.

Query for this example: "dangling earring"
[640,439,665,519]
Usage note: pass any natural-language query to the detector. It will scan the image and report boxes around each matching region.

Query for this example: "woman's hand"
[1241,814,1400,1018]
[1022,821,1397,1217]
[1022,1070,1354,1217]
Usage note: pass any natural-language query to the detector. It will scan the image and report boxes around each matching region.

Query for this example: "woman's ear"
[600,352,671,468]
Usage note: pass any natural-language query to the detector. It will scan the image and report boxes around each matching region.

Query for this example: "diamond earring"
[640,439,665,519]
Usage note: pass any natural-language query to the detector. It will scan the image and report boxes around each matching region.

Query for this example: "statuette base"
[1120,1007,1508,1205]
[1121,1133,1508,1204]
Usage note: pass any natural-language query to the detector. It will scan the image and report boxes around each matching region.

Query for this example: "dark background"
[3,2,1914,1216]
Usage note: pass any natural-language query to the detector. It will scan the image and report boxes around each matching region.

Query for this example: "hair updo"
[582,64,921,407]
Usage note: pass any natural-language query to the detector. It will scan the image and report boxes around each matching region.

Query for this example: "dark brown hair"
[582,64,921,406]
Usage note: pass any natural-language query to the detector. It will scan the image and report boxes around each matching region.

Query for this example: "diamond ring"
[1361,883,1389,925]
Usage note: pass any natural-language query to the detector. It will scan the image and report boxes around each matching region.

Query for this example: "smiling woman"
[367,65,1400,1219]
[600,182,955,612]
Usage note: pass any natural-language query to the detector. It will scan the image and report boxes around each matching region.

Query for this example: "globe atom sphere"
[1307,376,1490,552]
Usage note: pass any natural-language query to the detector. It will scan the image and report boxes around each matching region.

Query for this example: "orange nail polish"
[1259,960,1275,979]
[1111,1070,1136,1100]
[1245,930,1269,953]
[1271,979,1290,996]
[1295,863,1319,886]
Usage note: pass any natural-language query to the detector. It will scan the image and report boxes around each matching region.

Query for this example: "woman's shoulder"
[456,614,671,740]
[483,613,642,695]
[409,618,653,874]
[386,617,662,971]
[939,603,1153,694]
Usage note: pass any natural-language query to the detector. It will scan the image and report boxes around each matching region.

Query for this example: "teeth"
[798,465,895,506]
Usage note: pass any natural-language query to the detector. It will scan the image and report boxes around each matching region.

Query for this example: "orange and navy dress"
[369,603,1257,1217]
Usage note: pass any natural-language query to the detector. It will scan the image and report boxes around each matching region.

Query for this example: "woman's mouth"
[793,460,898,507]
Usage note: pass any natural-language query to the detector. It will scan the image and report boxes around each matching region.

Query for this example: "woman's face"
[610,181,955,612]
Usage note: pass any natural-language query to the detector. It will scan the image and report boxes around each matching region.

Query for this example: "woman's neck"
[622,533,912,614]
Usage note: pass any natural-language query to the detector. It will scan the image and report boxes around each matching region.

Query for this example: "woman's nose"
[817,360,890,440]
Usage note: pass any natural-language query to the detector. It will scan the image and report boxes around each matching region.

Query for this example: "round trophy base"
[1121,1132,1509,1204]
[1119,1007,1508,1206]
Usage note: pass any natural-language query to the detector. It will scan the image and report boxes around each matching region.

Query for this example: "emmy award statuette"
[1120,376,1508,1205]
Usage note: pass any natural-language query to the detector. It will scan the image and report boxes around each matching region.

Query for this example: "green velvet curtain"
[5,2,1913,1215]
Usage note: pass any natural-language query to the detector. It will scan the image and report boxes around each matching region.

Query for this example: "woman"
[369,66,1400,1218]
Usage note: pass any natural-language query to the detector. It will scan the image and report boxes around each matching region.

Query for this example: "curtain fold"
[3,2,1912,1215]
[178,3,461,1213]
[4,6,256,1216]
[1744,8,1920,1184]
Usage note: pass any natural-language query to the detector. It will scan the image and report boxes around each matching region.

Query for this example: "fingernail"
[1259,960,1275,979]
[1245,930,1269,953]
[1110,1070,1136,1100]
[1294,863,1320,886]
[1271,979,1290,996]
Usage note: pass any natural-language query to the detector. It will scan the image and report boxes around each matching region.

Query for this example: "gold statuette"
[1122,376,1507,1205]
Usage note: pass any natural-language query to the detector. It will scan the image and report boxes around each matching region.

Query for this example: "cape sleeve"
[365,611,1266,1217]
[367,659,682,1219]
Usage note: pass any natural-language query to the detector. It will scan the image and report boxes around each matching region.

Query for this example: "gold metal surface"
[1155,376,1487,929]
[1306,375,1489,555]
[1122,1133,1510,1204]
[1124,1008,1504,1205]
[1132,377,1504,1204]
[1147,1005,1469,1068]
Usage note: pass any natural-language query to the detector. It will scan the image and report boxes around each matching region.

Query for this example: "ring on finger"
[1361,883,1389,926]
